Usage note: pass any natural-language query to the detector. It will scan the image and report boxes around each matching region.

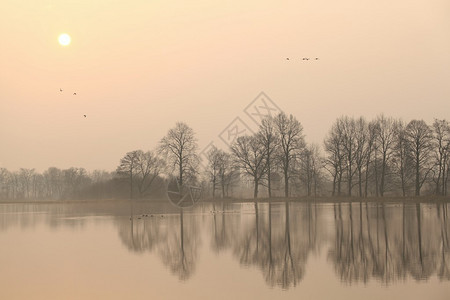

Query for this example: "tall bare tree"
[135,150,165,198]
[205,146,221,198]
[274,113,305,197]
[299,144,322,197]
[324,121,345,196]
[159,122,199,187]
[354,117,368,197]
[364,120,378,197]
[231,135,267,198]
[257,116,278,198]
[217,150,234,198]
[376,115,396,196]
[339,117,358,196]
[205,146,235,198]
[432,119,450,195]
[392,120,412,196]
[116,150,140,199]
[405,120,434,196]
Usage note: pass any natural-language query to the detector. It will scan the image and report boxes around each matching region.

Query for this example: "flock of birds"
[59,88,86,118]
[286,57,319,61]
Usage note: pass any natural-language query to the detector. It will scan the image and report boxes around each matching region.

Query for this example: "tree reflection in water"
[158,209,200,281]
[109,201,450,288]
[328,202,450,284]
[116,207,200,281]
[228,202,322,289]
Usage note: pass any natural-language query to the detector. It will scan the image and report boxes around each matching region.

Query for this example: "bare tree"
[432,119,450,195]
[43,167,63,199]
[339,117,358,197]
[274,113,305,197]
[392,120,412,196]
[376,115,396,196]
[205,146,221,198]
[354,117,368,197]
[217,150,234,198]
[116,150,140,199]
[447,154,450,196]
[19,168,35,199]
[231,135,267,198]
[405,120,434,196]
[257,116,279,198]
[135,150,165,198]
[0,168,10,200]
[299,144,323,197]
[159,122,199,187]
[324,122,345,196]
[222,165,240,197]
[364,120,378,197]
[205,146,235,198]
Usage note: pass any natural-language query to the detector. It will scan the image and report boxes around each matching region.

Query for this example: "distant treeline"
[1,113,449,201]
[0,167,167,201]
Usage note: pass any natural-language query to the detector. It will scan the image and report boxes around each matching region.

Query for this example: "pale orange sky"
[1,0,449,172]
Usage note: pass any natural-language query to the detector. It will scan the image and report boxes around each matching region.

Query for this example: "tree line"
[324,116,449,197]
[0,114,449,201]
[205,114,450,198]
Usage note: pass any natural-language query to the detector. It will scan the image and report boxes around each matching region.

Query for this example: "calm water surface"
[0,201,449,299]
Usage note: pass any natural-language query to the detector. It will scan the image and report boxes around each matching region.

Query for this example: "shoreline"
[1,195,449,205]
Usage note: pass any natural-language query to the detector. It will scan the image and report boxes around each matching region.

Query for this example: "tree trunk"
[179,160,183,187]
[267,152,272,198]
[221,181,225,198]
[415,151,420,196]
[348,158,352,197]
[442,159,447,196]
[338,167,342,196]
[332,170,337,197]
[380,155,386,197]
[364,150,371,198]
[444,162,449,196]
[358,167,362,197]
[284,168,289,198]
[130,171,133,200]
[374,156,379,197]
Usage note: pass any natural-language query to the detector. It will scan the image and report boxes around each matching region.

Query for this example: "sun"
[58,33,71,46]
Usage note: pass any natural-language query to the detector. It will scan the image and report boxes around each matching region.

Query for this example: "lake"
[0,200,449,299]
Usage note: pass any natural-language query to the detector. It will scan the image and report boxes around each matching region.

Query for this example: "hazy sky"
[1,0,449,172]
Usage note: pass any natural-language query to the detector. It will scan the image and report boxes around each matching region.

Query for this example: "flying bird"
[59,88,63,92]
[83,115,86,118]
[286,57,290,60]
[315,57,319,60]
[73,92,77,95]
